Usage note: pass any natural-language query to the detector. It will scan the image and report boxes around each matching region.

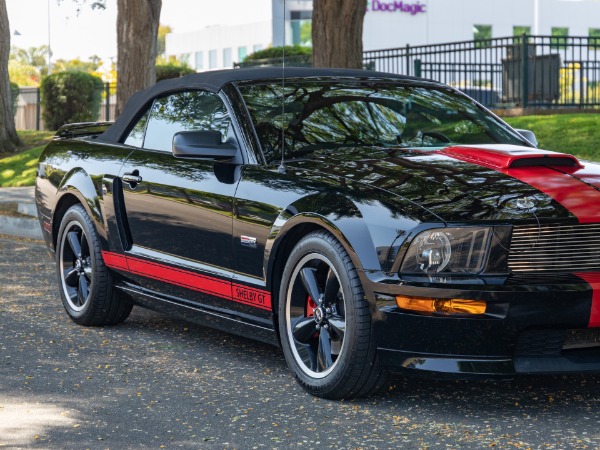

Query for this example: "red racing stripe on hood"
[439,146,600,223]
[575,273,600,328]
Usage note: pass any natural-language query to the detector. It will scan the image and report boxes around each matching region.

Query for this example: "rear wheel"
[57,204,132,326]
[278,231,387,399]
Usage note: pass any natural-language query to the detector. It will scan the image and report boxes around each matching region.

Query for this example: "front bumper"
[362,271,600,376]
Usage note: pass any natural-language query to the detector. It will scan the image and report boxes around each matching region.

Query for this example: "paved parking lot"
[1,235,599,449]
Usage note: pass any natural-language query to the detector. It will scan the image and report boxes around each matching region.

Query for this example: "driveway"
[1,236,599,449]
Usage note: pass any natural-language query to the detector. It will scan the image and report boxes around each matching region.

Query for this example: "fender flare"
[53,167,107,248]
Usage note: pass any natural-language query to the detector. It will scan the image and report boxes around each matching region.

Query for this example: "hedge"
[156,64,195,82]
[243,45,312,62]
[41,71,104,130]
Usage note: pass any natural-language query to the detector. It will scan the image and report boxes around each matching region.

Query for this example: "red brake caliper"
[306,295,318,317]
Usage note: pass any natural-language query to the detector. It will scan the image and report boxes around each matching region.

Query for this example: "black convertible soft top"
[98,67,422,144]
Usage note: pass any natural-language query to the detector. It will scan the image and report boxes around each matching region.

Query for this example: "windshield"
[238,80,528,164]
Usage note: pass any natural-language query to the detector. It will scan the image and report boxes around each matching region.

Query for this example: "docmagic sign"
[367,1,427,15]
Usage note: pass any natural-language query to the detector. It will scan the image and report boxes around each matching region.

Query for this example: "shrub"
[41,71,104,130]
[243,45,312,62]
[10,82,19,116]
[156,64,195,82]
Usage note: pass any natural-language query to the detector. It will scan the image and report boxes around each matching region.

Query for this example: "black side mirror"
[172,130,238,160]
[516,129,538,148]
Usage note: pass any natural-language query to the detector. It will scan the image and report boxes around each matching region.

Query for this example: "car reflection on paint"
[36,68,600,399]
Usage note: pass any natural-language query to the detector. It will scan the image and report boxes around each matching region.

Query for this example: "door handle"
[122,171,142,187]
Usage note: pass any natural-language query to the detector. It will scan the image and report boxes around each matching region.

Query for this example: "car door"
[116,90,242,312]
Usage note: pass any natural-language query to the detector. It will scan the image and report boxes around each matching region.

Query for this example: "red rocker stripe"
[101,251,271,311]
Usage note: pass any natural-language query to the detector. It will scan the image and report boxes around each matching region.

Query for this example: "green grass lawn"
[504,113,600,161]
[0,131,54,187]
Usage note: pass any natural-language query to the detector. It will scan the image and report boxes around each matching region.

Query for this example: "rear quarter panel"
[36,138,132,252]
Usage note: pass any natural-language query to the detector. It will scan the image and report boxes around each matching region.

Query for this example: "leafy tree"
[116,0,162,115]
[0,0,20,152]
[312,0,367,69]
[157,24,172,58]
[65,0,162,116]
[8,59,41,86]
[52,56,102,74]
[11,45,50,76]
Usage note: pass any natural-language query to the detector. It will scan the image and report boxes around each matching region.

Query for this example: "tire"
[56,204,132,326]
[278,230,387,399]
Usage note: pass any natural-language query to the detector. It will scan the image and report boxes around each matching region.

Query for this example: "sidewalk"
[0,186,43,240]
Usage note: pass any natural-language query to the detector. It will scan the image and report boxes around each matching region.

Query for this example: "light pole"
[533,0,539,35]
[47,0,52,74]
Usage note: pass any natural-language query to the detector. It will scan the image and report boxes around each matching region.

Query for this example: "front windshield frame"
[236,78,531,165]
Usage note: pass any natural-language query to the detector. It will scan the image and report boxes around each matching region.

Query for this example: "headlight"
[400,227,492,274]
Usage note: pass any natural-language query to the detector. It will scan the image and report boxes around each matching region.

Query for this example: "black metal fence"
[15,35,600,130]
[363,35,600,109]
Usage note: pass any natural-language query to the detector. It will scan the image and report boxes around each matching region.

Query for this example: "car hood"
[286,144,600,223]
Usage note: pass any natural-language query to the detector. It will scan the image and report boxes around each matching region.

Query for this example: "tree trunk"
[0,0,20,152]
[312,0,367,69]
[116,0,161,117]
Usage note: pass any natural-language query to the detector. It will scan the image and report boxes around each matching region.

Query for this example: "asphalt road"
[1,236,600,449]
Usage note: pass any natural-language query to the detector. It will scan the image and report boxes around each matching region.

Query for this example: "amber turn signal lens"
[395,295,486,315]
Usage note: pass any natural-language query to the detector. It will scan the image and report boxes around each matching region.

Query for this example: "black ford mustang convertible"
[36,68,600,399]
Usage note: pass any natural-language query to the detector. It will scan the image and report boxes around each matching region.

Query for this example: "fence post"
[36,88,41,131]
[104,82,110,122]
[405,43,411,75]
[414,59,422,78]
[521,33,529,108]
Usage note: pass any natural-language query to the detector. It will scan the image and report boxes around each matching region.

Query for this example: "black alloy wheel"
[59,220,93,312]
[279,231,386,399]
[286,252,346,378]
[56,204,132,326]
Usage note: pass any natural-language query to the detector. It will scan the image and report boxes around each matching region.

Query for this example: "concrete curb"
[0,187,43,240]
[0,215,43,240]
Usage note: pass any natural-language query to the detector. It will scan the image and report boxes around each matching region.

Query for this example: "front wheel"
[278,231,386,399]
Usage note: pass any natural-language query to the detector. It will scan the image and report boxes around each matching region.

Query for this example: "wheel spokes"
[300,267,322,303]
[67,231,82,257]
[64,267,79,287]
[292,316,318,343]
[323,268,340,306]
[317,327,333,371]
[77,274,89,306]
[80,232,89,259]
[328,316,346,341]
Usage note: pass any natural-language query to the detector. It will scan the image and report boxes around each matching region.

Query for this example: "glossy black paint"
[35,69,600,377]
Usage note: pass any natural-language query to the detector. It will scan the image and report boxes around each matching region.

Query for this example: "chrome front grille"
[509,223,600,272]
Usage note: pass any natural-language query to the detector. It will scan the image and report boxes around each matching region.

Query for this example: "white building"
[166,0,600,71]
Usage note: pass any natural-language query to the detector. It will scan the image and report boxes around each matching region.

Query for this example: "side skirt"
[115,283,279,347]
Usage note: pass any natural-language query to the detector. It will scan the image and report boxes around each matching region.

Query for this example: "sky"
[6,0,271,62]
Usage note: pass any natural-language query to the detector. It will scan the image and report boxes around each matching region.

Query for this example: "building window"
[551,27,569,49]
[238,46,247,62]
[179,53,191,65]
[194,51,203,70]
[209,49,217,69]
[253,44,263,53]
[223,48,232,68]
[590,28,600,48]
[473,24,492,48]
[513,26,531,37]
[290,10,312,46]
